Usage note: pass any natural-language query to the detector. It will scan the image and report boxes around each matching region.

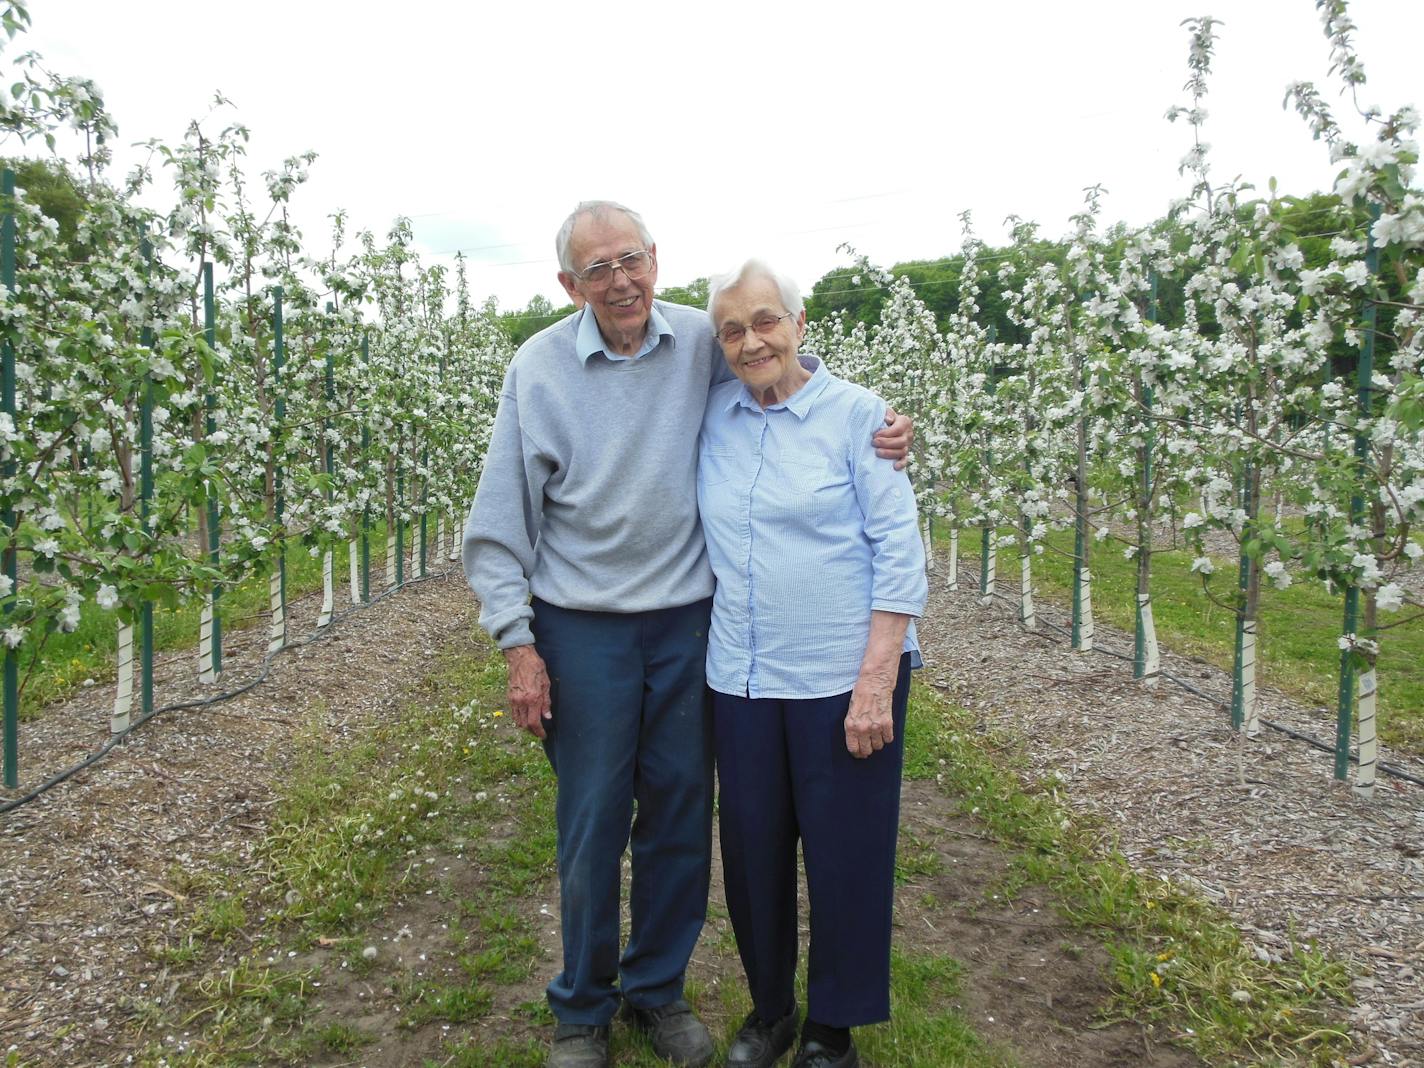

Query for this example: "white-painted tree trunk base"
[922,517,935,571]
[1020,554,1035,630]
[386,533,398,589]
[1355,667,1378,800]
[1075,568,1094,652]
[979,548,996,607]
[112,622,134,734]
[267,571,285,653]
[1240,620,1259,738]
[448,510,460,562]
[946,530,959,591]
[348,540,361,605]
[1138,594,1160,685]
[199,595,219,684]
[318,551,334,628]
[436,515,446,566]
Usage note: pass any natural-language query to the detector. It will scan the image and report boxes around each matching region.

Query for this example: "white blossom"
[1375,583,1405,612]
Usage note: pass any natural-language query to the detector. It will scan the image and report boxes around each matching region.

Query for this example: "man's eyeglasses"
[715,312,795,346]
[573,250,654,286]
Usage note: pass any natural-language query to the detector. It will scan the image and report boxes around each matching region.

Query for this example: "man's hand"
[874,406,914,470]
[504,644,552,739]
[844,668,896,759]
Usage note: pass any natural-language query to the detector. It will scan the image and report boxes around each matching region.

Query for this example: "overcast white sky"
[16,0,1424,311]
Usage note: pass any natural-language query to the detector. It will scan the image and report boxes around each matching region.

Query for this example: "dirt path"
[1,561,1408,1065]
[272,773,1203,1068]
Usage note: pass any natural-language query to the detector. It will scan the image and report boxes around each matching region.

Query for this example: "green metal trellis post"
[360,334,371,603]
[979,366,997,606]
[1335,207,1381,781]
[1070,347,1093,653]
[269,288,287,652]
[319,302,335,628]
[418,347,431,582]
[1071,498,1087,645]
[200,262,223,681]
[2,168,18,787]
[1231,449,1253,732]
[418,458,428,579]
[139,236,155,718]
[1134,272,1158,679]
[438,333,451,562]
[395,460,405,587]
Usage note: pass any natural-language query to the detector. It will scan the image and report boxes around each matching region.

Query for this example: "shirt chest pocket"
[776,455,850,508]
[699,443,742,488]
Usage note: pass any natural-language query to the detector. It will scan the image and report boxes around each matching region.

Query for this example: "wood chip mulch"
[0,563,480,1066]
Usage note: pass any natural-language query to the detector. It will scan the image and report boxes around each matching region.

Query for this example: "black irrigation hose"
[974,586,1424,790]
[0,565,462,817]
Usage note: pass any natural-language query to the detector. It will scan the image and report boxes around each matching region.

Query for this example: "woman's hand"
[847,610,912,758]
[845,667,896,759]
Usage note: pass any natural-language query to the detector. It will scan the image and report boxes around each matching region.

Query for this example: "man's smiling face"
[557,210,658,356]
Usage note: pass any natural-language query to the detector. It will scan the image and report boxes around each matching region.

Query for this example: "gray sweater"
[462,301,726,649]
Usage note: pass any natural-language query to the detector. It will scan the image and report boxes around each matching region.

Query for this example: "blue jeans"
[532,596,714,1024]
[713,653,912,1028]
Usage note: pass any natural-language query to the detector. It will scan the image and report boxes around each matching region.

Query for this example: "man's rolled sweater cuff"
[496,621,535,650]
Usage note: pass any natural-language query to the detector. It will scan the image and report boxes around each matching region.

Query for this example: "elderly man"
[463,201,909,1068]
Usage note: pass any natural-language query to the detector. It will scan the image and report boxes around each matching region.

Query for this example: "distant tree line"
[805,193,1371,351]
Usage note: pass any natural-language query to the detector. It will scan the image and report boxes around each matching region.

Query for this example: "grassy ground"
[114,637,1351,1068]
[944,526,1424,756]
[912,684,1352,1065]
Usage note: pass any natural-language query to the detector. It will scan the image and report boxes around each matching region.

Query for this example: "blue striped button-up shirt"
[697,356,927,699]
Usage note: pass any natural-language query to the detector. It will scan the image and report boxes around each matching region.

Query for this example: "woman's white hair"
[706,259,805,323]
[555,201,655,273]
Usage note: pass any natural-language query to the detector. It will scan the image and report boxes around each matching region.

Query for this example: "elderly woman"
[698,260,927,1068]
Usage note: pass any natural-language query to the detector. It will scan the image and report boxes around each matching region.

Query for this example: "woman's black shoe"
[790,1038,859,1068]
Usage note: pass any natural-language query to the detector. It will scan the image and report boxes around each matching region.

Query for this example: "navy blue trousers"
[532,596,714,1025]
[713,654,911,1028]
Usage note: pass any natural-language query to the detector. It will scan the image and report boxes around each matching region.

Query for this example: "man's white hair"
[555,201,655,274]
[706,259,804,324]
